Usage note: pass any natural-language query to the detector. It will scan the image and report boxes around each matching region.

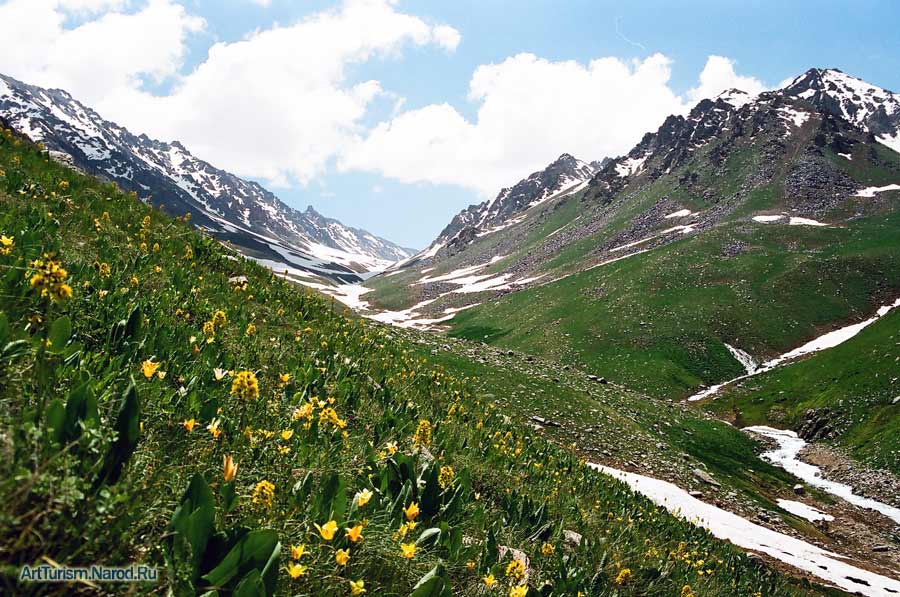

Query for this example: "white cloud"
[0,0,767,201]
[687,55,767,103]
[340,54,769,196]
[0,0,204,108]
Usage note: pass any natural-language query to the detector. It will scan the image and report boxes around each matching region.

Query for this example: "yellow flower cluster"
[438,465,455,489]
[318,407,346,430]
[412,419,432,449]
[251,479,275,509]
[505,559,525,582]
[29,256,72,302]
[230,370,260,401]
[614,568,632,585]
[0,234,13,255]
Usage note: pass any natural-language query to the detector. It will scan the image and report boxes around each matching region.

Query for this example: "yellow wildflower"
[286,562,306,579]
[483,573,497,588]
[355,488,373,508]
[207,418,222,439]
[345,524,363,543]
[614,568,632,585]
[349,579,366,595]
[404,502,420,521]
[438,465,455,489]
[183,418,197,432]
[280,429,294,441]
[412,419,431,448]
[279,373,291,384]
[223,454,237,482]
[509,586,528,597]
[245,323,256,336]
[335,548,350,566]
[290,544,306,560]
[315,520,338,541]
[505,559,525,581]
[98,262,111,277]
[541,542,554,557]
[141,359,161,379]
[400,542,416,559]
[0,234,13,255]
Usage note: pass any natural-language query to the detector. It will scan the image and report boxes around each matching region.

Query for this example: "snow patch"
[689,297,900,401]
[855,183,900,197]
[589,463,900,597]
[664,209,694,219]
[745,427,900,525]
[776,499,833,523]
[724,344,756,375]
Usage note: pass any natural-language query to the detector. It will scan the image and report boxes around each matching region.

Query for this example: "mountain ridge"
[0,73,413,283]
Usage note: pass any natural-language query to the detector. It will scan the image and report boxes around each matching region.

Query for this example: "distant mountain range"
[0,73,414,283]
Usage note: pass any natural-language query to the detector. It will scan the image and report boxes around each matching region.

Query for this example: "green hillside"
[0,127,831,595]
[703,308,900,475]
[446,210,900,399]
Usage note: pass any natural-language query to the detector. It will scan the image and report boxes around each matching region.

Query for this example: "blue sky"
[3,0,899,248]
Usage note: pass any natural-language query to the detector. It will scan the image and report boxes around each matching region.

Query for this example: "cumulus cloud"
[0,0,768,199]
[0,0,204,109]
[0,0,460,187]
[340,54,767,195]
[687,55,767,103]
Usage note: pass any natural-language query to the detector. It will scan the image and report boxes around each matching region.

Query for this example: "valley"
[1,64,899,595]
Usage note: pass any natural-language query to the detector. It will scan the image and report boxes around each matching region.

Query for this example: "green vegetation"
[0,127,830,595]
[705,308,900,475]
[447,213,900,399]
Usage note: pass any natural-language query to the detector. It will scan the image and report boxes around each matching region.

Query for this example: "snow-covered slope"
[0,73,413,282]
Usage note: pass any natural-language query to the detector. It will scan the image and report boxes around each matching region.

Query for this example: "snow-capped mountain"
[0,73,413,283]
[781,68,900,153]
[418,153,605,260]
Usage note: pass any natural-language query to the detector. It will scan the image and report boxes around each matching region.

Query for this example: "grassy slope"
[447,208,900,400]
[704,308,900,474]
[406,335,834,518]
[0,129,830,595]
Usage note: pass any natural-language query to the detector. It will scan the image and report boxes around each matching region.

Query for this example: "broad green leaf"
[47,315,71,352]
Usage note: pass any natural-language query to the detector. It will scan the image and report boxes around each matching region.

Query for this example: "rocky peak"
[428,153,600,258]
[781,68,900,147]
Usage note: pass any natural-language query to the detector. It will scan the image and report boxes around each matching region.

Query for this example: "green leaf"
[415,527,441,547]
[167,473,216,585]
[45,398,65,444]
[409,565,452,597]
[47,315,71,353]
[419,464,441,517]
[233,570,265,597]
[202,529,280,595]
[63,382,98,442]
[0,312,9,346]
[315,472,346,522]
[95,379,140,487]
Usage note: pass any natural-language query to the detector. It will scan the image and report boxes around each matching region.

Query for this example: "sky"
[0,1,898,249]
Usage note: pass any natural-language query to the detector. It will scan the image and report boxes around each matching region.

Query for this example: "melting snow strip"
[589,464,900,597]
[688,297,900,401]
[743,427,900,526]
[856,184,900,198]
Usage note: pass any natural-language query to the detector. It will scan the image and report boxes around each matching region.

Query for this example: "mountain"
[413,153,604,261]
[365,68,900,405]
[0,73,414,283]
